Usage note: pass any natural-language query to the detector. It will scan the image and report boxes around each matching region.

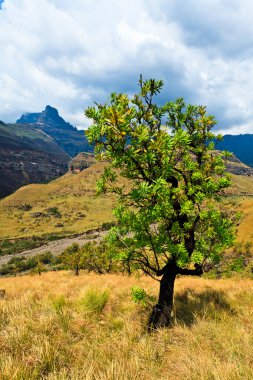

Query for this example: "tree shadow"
[174,287,236,327]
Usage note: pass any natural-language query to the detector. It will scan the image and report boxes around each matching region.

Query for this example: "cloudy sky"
[1,0,253,134]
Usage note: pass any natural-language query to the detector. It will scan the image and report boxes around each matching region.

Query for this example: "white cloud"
[0,0,253,134]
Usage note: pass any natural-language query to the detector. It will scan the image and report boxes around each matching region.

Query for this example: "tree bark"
[148,262,203,331]
[148,261,177,330]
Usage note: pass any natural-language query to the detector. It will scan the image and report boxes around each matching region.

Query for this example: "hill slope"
[0,154,253,242]
[0,162,115,239]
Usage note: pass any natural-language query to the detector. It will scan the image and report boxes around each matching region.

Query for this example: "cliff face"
[69,152,96,173]
[16,105,91,157]
[0,121,70,198]
[225,153,253,176]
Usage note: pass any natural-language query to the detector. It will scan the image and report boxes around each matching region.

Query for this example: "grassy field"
[0,272,252,379]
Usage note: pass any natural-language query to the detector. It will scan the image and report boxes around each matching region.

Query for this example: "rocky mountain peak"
[15,106,91,158]
[37,106,74,130]
[16,106,75,131]
[43,105,60,118]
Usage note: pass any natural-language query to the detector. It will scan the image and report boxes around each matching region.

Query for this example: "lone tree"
[85,77,235,329]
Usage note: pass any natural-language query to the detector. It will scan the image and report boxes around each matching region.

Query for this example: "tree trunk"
[147,262,203,331]
[148,262,177,331]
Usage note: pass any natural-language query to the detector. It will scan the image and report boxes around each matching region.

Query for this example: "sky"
[0,0,253,134]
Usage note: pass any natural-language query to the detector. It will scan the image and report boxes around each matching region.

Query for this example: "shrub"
[46,207,62,218]
[79,288,109,314]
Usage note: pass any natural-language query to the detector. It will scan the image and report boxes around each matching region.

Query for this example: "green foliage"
[79,288,109,314]
[82,241,120,274]
[0,252,54,276]
[60,243,82,275]
[131,286,156,306]
[229,257,245,272]
[58,240,119,275]
[0,238,43,256]
[0,234,68,257]
[38,251,54,264]
[46,207,62,218]
[85,76,235,278]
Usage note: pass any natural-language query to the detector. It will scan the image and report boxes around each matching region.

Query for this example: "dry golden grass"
[229,175,253,196]
[235,198,253,242]
[0,272,252,379]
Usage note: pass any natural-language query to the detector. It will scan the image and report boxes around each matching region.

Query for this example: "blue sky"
[1,0,253,134]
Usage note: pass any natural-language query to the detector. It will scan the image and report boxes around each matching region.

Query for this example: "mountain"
[0,120,70,198]
[0,106,93,198]
[224,152,253,176]
[216,134,253,168]
[16,105,92,157]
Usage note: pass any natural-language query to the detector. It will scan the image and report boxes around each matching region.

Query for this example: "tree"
[85,77,235,329]
[80,241,115,274]
[61,243,82,276]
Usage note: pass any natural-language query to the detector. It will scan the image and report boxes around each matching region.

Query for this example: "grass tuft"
[78,288,110,315]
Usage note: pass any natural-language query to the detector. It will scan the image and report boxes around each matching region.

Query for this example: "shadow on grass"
[174,287,236,327]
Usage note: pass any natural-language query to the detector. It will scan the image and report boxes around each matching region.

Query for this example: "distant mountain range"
[0,106,91,198]
[216,135,253,168]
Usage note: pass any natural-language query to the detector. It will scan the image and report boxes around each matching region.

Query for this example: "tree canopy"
[85,77,235,328]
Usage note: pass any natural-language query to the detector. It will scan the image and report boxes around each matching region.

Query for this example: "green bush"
[46,207,62,218]
[37,251,54,264]
[229,256,246,272]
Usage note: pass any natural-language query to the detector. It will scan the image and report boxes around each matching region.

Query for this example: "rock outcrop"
[69,152,96,173]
